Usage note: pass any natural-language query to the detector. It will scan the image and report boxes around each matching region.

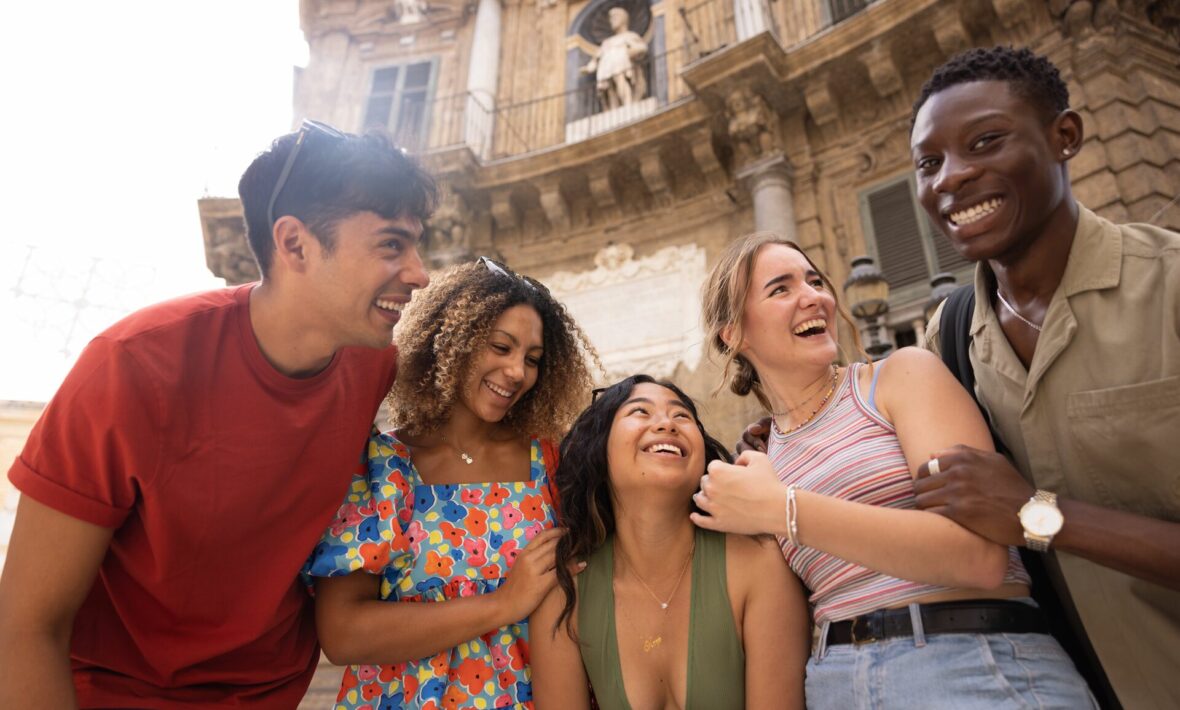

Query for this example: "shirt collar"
[970,203,1122,333]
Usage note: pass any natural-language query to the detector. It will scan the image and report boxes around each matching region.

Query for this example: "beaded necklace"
[772,366,839,436]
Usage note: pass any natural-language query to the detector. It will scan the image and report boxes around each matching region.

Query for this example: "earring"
[1062,147,1073,156]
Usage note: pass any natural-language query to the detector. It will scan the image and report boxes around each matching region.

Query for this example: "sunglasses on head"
[267,119,347,228]
[477,256,551,295]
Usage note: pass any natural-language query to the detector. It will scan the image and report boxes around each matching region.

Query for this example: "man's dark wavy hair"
[237,128,437,277]
[550,374,731,639]
[912,45,1070,126]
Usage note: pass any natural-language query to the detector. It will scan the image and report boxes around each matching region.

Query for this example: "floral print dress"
[307,429,558,710]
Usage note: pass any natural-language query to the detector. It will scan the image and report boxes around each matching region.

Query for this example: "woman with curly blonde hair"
[306,257,596,710]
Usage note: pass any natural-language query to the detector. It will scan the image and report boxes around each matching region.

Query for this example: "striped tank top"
[768,362,1029,624]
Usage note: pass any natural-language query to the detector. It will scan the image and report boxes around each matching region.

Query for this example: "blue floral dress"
[306,429,558,710]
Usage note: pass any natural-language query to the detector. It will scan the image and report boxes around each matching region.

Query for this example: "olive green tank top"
[575,527,745,709]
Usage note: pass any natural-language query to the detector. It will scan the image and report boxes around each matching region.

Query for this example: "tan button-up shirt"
[926,205,1180,709]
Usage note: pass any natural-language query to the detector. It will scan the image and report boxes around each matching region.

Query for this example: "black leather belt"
[826,600,1047,646]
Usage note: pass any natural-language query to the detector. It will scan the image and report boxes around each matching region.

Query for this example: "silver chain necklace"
[995,289,1043,332]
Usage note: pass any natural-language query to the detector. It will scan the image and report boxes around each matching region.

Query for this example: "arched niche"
[564,0,666,124]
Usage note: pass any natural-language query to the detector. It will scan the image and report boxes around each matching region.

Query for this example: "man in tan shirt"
[911,46,1179,708]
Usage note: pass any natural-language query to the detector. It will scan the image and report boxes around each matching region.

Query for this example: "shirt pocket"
[1065,375,1180,519]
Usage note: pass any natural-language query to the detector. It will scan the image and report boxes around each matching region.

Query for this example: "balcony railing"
[397,0,869,160]
[402,51,686,160]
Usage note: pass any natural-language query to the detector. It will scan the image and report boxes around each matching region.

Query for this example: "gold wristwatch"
[1018,490,1064,552]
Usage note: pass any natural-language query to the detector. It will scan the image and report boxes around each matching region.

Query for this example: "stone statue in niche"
[726,86,779,165]
[395,0,429,24]
[580,7,648,110]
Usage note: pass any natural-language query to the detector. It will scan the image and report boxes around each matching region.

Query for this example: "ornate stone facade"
[198,0,1180,451]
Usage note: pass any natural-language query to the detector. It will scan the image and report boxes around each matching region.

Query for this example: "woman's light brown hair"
[700,232,868,411]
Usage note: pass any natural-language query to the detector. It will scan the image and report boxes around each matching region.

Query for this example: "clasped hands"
[913,445,1036,547]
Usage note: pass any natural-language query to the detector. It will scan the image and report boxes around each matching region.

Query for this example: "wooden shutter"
[929,212,970,273]
[864,180,929,289]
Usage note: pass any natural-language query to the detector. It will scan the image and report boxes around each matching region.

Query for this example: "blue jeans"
[807,610,1097,709]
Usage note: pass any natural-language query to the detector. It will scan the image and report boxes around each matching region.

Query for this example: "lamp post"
[923,272,959,325]
[843,255,893,360]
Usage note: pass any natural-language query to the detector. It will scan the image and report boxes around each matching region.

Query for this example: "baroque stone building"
[200,0,1180,446]
[194,0,1180,702]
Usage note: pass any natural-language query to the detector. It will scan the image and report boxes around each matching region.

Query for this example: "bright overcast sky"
[0,1,308,402]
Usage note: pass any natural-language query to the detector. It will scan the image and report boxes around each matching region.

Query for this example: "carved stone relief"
[204,216,259,286]
[423,185,472,268]
[545,243,706,379]
[726,85,781,167]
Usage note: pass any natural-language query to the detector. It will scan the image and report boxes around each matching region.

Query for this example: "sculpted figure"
[396,0,428,24]
[726,86,777,164]
[580,7,648,110]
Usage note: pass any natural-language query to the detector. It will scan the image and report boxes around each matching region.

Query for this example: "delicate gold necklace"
[770,368,834,416]
[617,540,695,653]
[620,540,695,611]
[773,366,839,436]
[439,433,474,465]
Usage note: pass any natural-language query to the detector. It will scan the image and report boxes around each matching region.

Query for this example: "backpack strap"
[938,283,976,394]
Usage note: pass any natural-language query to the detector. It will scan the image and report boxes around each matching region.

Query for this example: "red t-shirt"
[8,285,398,708]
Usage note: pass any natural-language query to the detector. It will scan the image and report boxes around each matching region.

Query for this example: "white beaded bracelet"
[785,484,799,546]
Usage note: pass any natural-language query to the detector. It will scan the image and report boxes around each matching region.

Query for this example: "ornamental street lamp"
[843,255,893,360]
[924,272,959,325]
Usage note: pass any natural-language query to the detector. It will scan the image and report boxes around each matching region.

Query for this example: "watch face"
[1021,501,1064,536]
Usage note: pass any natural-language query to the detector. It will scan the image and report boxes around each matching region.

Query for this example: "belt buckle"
[849,616,876,646]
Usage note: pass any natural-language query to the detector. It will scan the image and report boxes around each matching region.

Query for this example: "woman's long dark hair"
[551,374,732,638]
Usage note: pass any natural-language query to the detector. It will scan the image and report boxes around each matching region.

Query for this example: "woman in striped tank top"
[692,232,1095,709]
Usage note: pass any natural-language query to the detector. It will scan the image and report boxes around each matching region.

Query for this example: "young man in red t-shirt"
[0,122,436,707]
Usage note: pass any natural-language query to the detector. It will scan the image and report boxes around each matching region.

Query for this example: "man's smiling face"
[911,80,1074,263]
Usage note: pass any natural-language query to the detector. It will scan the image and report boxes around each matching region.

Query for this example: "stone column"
[733,0,772,41]
[464,0,502,158]
[738,156,796,239]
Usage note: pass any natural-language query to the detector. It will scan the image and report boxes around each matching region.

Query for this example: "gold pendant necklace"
[440,434,474,465]
[616,539,695,653]
[619,540,695,611]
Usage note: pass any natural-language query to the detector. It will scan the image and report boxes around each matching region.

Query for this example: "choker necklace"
[440,434,474,465]
[995,289,1043,332]
[773,366,839,436]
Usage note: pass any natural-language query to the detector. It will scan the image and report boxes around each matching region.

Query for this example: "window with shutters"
[858,174,969,295]
[363,60,438,152]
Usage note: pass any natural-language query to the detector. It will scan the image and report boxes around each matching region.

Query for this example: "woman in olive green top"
[531,375,808,709]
